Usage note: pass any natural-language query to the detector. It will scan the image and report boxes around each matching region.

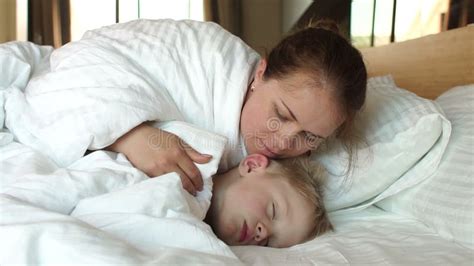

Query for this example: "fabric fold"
[4,19,259,169]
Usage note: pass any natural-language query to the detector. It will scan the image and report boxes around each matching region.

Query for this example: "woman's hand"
[107,123,212,195]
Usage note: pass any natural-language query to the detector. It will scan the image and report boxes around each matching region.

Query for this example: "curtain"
[28,0,70,47]
[447,0,474,30]
[204,0,242,37]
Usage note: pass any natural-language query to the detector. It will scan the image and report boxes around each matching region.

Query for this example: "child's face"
[240,59,345,158]
[211,163,315,248]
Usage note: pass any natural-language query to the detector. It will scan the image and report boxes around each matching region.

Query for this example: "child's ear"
[239,154,269,176]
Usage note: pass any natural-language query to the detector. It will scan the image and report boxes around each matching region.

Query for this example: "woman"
[106,19,367,195]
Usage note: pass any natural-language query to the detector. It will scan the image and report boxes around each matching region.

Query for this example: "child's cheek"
[223,221,238,240]
[245,199,267,219]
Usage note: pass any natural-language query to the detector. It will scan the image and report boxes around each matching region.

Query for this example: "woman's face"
[240,60,345,158]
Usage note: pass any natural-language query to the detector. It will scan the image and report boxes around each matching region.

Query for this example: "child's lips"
[239,221,248,243]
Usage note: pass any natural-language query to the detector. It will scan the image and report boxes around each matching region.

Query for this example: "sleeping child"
[69,122,332,250]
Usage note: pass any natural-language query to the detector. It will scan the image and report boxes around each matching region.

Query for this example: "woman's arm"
[106,123,212,195]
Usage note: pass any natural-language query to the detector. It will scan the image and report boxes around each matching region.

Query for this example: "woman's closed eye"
[274,104,289,122]
[303,131,324,149]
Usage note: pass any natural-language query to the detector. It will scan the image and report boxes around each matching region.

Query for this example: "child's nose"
[254,222,269,242]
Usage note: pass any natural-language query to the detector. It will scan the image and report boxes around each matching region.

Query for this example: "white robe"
[3,19,260,171]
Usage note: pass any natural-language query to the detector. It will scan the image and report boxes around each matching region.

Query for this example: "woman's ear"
[238,154,269,176]
[254,59,267,85]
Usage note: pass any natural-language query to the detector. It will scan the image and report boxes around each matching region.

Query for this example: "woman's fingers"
[179,141,213,191]
[178,157,204,191]
[147,162,198,196]
[182,142,213,164]
[173,167,197,196]
[126,128,213,196]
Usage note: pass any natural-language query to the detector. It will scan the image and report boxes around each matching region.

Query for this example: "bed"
[232,25,474,265]
[0,21,473,265]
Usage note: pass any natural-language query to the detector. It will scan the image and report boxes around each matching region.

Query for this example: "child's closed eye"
[272,202,276,220]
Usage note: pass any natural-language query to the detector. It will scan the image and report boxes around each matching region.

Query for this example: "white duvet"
[0,121,241,264]
[0,19,257,264]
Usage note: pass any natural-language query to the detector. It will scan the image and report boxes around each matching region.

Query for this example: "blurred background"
[0,0,472,54]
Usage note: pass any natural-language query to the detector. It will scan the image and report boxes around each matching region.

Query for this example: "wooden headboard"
[360,25,474,99]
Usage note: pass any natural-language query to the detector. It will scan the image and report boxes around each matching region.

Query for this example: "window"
[15,0,28,41]
[350,0,449,48]
[70,0,204,41]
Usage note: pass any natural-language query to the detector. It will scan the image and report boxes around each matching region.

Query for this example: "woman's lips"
[239,221,248,243]
[262,145,278,157]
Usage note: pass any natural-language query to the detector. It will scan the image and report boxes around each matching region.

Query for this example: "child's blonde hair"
[266,156,333,239]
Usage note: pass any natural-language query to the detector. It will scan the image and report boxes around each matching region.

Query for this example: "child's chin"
[221,238,236,246]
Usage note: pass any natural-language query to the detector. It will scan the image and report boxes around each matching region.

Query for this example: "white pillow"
[312,75,451,213]
[377,84,474,248]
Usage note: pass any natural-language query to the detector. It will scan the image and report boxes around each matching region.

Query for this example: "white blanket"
[0,19,261,264]
[0,121,240,264]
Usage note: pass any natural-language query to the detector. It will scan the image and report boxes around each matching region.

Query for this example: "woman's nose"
[274,124,301,150]
[254,222,269,242]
